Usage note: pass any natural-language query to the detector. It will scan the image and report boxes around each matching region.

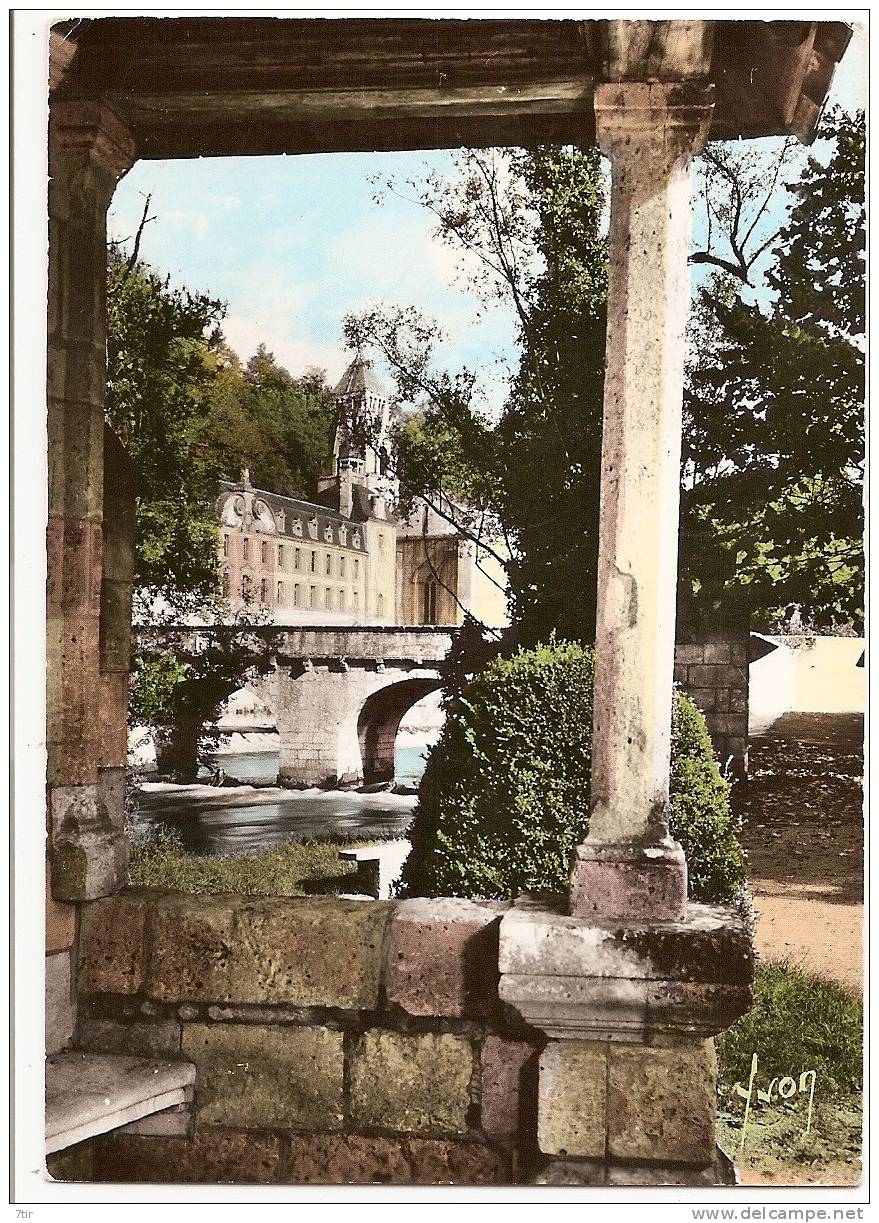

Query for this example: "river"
[133,744,427,857]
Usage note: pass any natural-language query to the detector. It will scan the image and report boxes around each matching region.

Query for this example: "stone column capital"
[594,80,715,163]
[49,99,137,179]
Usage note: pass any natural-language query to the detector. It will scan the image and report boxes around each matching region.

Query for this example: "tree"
[683,108,865,629]
[106,244,231,608]
[106,241,281,780]
[131,601,277,783]
[348,145,609,645]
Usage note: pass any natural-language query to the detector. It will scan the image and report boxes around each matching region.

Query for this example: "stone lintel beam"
[498,899,752,1043]
[571,76,714,921]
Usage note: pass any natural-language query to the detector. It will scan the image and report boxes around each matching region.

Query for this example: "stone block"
[675,643,704,664]
[500,902,752,986]
[537,1041,606,1158]
[47,950,77,1054]
[283,1134,509,1185]
[710,712,748,736]
[182,1023,344,1131]
[386,897,508,1019]
[688,687,715,713]
[480,1036,537,1139]
[703,642,731,663]
[231,896,391,1009]
[729,688,748,713]
[607,1040,716,1165]
[50,782,129,900]
[350,1029,474,1135]
[690,663,748,689]
[570,841,687,921]
[78,892,149,995]
[149,894,390,1008]
[673,664,687,686]
[94,1127,284,1183]
[78,1018,182,1058]
[713,687,731,712]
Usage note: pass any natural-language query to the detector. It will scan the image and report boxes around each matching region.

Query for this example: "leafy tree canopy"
[683,107,865,630]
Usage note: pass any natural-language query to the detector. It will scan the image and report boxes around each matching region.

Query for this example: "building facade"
[217,354,509,628]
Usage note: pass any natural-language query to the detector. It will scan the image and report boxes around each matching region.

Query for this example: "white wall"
[750,635,865,732]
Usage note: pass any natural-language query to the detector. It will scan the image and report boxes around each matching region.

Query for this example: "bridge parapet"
[136,623,456,666]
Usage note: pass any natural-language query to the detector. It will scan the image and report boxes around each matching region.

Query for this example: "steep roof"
[332,355,387,400]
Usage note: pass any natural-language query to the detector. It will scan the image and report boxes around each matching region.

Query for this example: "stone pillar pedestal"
[498,897,752,1185]
[47,101,136,901]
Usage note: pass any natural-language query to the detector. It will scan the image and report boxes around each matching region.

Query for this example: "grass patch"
[717,960,862,1183]
[129,827,379,896]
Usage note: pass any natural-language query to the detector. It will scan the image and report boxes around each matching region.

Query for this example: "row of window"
[223,534,360,580]
[222,570,387,615]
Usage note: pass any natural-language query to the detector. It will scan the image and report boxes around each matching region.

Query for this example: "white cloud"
[164,209,210,241]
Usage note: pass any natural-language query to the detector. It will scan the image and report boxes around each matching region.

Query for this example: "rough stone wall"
[70,892,542,1184]
[674,633,749,777]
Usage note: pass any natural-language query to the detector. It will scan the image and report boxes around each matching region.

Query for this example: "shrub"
[400,639,747,904]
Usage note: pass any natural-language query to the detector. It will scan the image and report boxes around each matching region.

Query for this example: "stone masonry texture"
[91,1129,510,1186]
[93,1128,285,1184]
[385,897,508,1019]
[607,1040,716,1164]
[283,1134,510,1185]
[349,1030,475,1135]
[182,1023,344,1131]
[538,1041,607,1159]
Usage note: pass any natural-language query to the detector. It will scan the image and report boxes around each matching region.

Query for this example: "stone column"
[571,81,715,920]
[47,101,136,900]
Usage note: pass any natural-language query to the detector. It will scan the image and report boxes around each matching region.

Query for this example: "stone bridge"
[144,624,455,787]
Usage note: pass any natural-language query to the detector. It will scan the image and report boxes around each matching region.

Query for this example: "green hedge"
[400,639,747,904]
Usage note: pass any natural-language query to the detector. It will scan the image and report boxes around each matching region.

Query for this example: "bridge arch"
[356,675,443,785]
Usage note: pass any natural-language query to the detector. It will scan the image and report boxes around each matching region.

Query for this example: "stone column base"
[570,840,688,920]
[498,896,754,1179]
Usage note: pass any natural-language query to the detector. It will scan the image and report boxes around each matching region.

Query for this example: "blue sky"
[107,21,866,407]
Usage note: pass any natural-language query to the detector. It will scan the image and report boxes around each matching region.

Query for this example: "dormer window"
[308,516,319,540]
[276,510,286,532]
[292,518,303,537]
[324,524,333,543]
[339,525,348,546]
[352,532,361,550]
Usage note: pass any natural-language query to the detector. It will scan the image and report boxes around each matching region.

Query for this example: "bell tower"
[318,353,397,516]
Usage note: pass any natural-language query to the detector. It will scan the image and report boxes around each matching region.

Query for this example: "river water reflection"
[133,745,428,857]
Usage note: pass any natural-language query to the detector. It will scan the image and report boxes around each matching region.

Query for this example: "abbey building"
[216,355,508,628]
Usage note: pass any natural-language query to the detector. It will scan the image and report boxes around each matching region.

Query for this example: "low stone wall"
[71,891,540,1185]
[66,888,751,1186]
[674,635,749,777]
